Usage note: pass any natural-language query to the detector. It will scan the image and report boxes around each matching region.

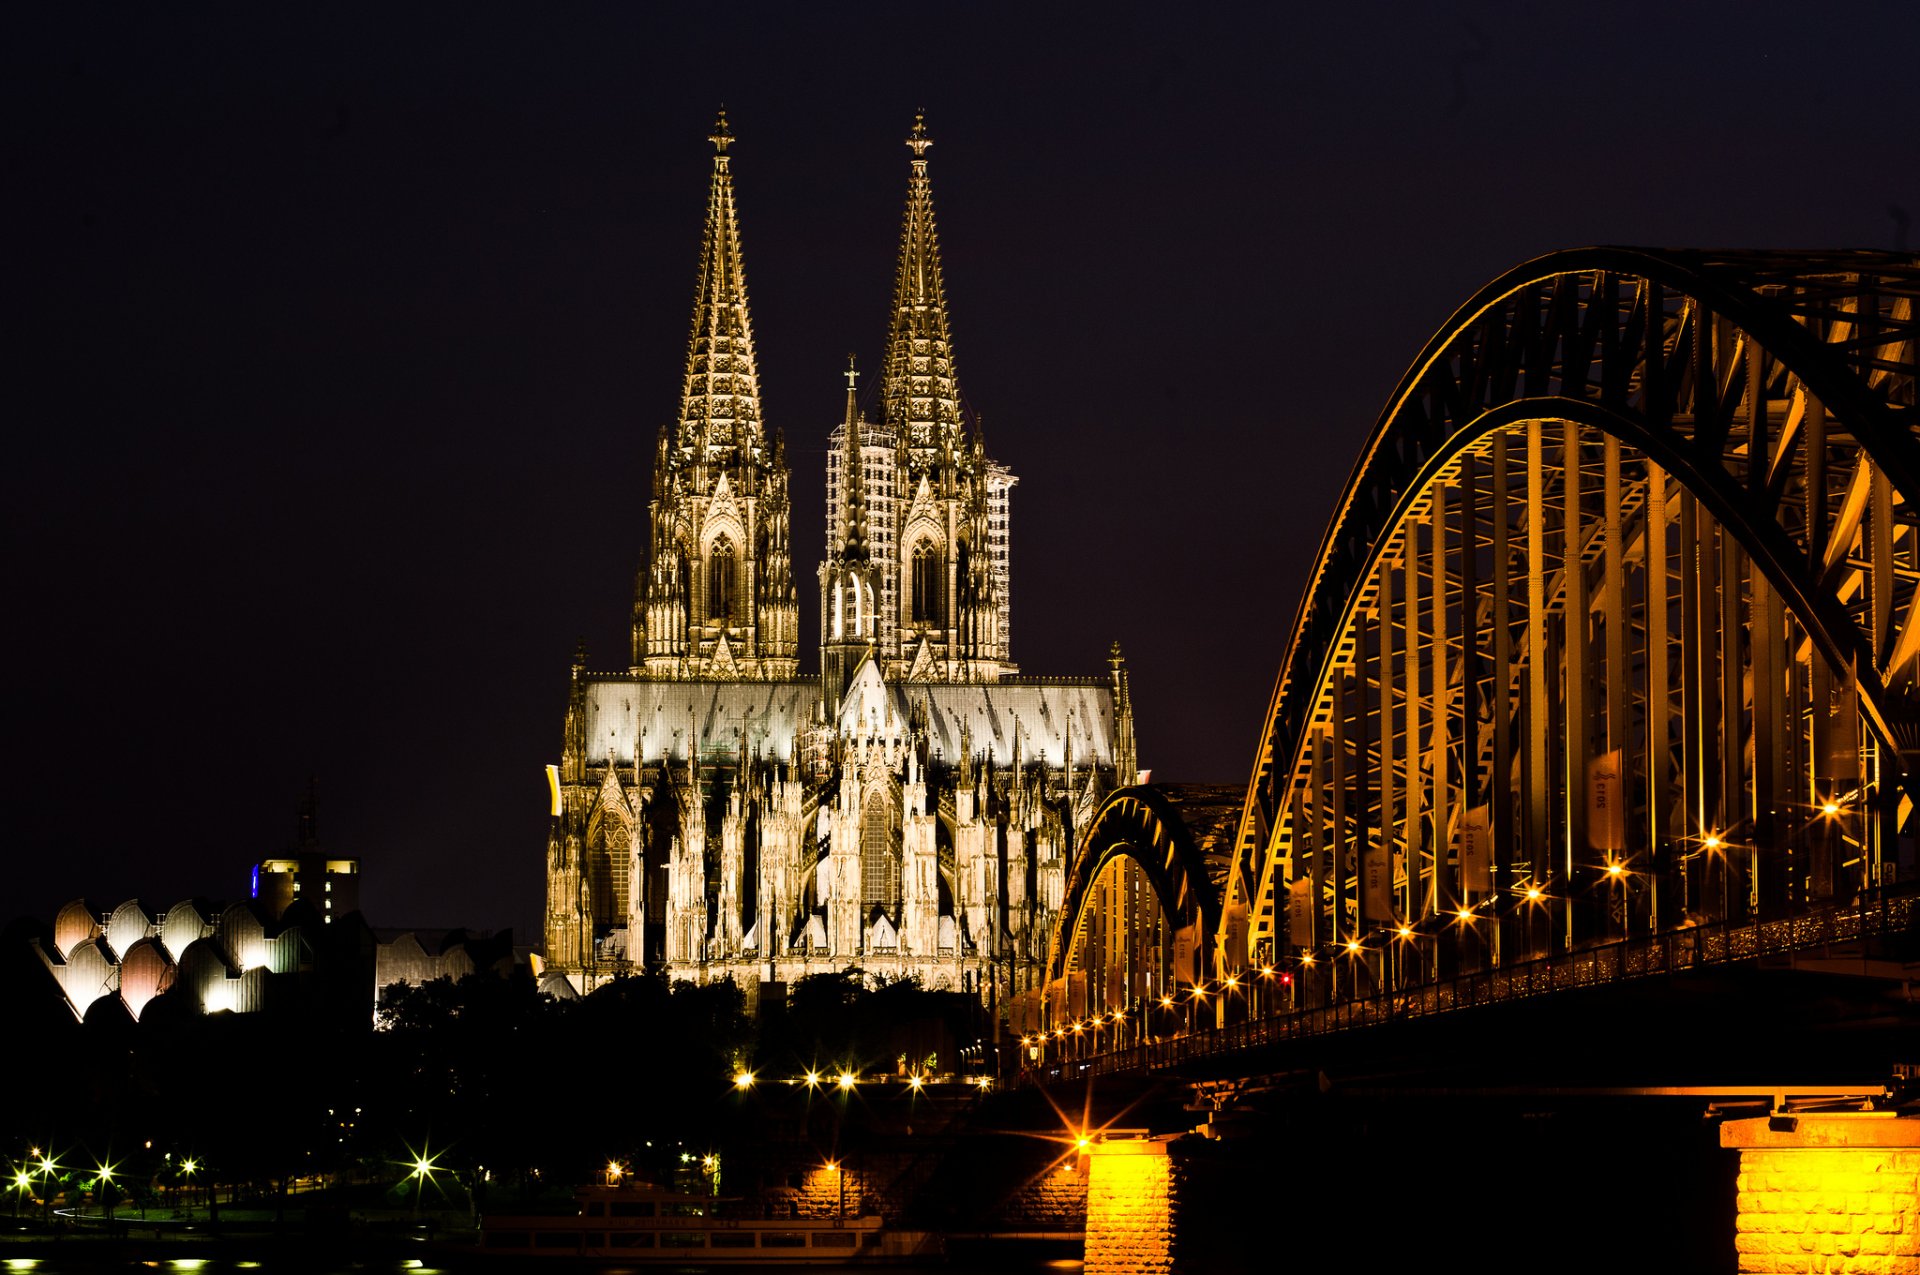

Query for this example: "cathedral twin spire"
[640,110,1005,688]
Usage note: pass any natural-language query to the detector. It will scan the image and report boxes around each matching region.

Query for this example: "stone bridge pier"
[1722,1113,1920,1274]
[1083,1133,1177,1275]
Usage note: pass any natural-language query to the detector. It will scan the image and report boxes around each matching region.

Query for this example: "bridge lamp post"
[1518,882,1548,960]
[1603,862,1628,943]
[1393,925,1416,995]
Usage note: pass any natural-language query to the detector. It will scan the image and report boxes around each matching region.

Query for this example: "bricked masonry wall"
[1083,1139,1175,1275]
[1723,1114,1920,1275]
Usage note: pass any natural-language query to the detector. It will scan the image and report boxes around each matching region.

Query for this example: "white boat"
[477,1177,890,1264]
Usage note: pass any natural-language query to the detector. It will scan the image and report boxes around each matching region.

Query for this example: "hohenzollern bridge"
[1028,249,1920,1274]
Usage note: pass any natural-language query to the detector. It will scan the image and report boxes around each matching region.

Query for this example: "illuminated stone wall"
[1722,1113,1920,1274]
[1083,1137,1174,1275]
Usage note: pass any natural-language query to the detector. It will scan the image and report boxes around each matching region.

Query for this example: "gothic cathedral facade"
[543,115,1139,999]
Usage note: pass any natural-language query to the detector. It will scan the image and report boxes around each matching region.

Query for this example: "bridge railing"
[1027,888,1916,1083]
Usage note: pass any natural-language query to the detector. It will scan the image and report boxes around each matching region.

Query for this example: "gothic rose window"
[911,539,941,625]
[708,536,735,623]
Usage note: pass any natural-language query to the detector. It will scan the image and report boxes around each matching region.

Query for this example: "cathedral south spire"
[676,108,765,459]
[636,113,798,681]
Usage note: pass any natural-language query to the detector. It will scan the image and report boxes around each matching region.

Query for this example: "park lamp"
[733,1070,755,1091]
[803,1070,822,1089]
[837,1071,857,1091]
[908,1075,925,1092]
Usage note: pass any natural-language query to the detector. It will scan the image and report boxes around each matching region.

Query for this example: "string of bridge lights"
[1014,839,1829,1048]
[728,1070,994,1093]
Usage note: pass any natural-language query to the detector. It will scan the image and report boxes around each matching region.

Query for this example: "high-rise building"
[544,114,1138,1001]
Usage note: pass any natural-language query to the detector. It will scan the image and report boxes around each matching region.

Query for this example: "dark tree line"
[0,954,979,1210]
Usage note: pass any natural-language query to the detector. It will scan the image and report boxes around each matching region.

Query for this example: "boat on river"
[477,1176,891,1263]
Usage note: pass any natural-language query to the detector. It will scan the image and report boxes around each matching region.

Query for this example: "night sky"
[8,4,1917,941]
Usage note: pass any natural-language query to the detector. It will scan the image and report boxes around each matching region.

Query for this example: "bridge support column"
[1084,1134,1176,1275]
[1721,1114,1920,1274]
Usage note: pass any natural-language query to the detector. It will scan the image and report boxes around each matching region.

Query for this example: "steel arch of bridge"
[1202,248,1920,1006]
[1043,787,1219,1026]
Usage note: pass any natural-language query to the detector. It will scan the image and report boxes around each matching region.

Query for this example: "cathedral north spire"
[884,112,964,454]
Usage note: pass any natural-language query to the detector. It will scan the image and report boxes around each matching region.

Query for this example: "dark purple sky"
[7,4,1916,940]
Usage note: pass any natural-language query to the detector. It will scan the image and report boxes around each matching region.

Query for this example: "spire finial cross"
[906,111,932,159]
[709,107,733,156]
[844,353,859,393]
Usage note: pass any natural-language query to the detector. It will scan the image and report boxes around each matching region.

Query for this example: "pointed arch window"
[911,539,941,625]
[861,794,900,916]
[708,536,736,624]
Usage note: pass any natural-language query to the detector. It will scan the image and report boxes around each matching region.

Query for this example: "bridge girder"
[1044,787,1220,1024]
[1217,248,1920,998]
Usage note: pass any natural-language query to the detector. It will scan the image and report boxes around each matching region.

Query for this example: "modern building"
[24,802,512,1023]
[544,114,1139,1000]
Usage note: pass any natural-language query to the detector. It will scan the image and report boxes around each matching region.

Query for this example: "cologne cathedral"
[543,114,1138,1001]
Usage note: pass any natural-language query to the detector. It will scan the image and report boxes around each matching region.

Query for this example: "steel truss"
[1043,788,1220,1032]
[1213,249,1920,1008]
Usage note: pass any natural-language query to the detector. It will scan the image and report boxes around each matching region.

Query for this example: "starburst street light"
[733,1070,755,1090]
[401,1143,443,1219]
[837,1072,857,1091]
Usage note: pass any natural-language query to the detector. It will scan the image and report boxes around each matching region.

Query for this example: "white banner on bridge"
[1587,749,1626,853]
[1458,804,1492,892]
[1361,841,1393,923]
[1287,875,1313,947]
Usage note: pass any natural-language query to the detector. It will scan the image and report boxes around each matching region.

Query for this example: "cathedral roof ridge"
[882,111,966,452]
[674,111,766,461]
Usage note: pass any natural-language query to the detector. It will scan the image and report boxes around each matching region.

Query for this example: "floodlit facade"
[544,115,1139,999]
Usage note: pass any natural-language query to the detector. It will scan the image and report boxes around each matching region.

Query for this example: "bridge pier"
[1083,1133,1176,1275]
[1722,1114,1920,1274]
